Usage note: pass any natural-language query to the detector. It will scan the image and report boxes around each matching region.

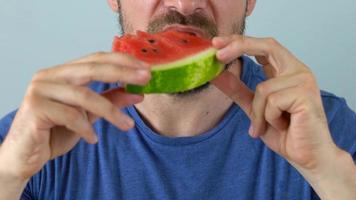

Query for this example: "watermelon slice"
[112,30,224,94]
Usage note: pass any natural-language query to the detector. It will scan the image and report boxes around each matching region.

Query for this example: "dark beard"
[118,8,246,97]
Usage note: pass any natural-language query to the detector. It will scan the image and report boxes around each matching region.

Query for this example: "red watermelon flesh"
[112,30,212,65]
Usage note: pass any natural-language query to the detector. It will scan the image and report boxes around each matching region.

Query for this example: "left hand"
[211,35,343,171]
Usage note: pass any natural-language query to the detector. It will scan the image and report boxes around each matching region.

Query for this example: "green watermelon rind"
[126,48,224,94]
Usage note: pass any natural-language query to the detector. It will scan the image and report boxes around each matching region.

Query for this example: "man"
[0,0,355,199]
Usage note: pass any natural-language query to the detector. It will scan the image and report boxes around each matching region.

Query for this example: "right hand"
[0,52,151,181]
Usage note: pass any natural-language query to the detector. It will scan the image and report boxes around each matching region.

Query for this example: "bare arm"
[295,150,356,200]
[0,161,28,200]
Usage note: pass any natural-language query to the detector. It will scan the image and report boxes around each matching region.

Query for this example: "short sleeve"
[0,110,17,143]
[325,97,356,160]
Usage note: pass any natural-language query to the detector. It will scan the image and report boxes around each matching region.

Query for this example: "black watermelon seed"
[148,39,156,44]
[141,48,148,53]
[152,49,159,53]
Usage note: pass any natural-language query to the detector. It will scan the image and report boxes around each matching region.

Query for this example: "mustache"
[147,10,218,38]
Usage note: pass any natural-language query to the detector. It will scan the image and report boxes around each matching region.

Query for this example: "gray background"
[0,0,355,117]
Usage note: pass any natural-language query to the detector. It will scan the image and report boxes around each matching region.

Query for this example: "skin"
[0,0,355,199]
[0,53,151,199]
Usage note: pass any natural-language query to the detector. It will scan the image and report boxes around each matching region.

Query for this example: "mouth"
[162,24,208,38]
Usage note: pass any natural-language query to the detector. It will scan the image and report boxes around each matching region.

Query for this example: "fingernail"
[139,62,150,68]
[212,37,221,45]
[135,70,151,85]
[217,49,227,59]
[136,69,150,77]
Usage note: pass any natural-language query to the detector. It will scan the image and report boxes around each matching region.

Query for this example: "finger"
[87,88,144,123]
[37,98,97,144]
[102,88,144,108]
[214,36,271,64]
[259,126,285,155]
[32,81,135,131]
[256,57,276,79]
[251,73,305,137]
[265,107,290,133]
[67,52,150,68]
[34,62,151,86]
[212,37,233,49]
[211,71,254,118]
[264,86,310,134]
[214,35,303,76]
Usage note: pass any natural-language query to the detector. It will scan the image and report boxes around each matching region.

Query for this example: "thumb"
[211,71,254,119]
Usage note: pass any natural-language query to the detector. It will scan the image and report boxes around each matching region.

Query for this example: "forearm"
[0,173,28,200]
[0,147,28,200]
[295,148,356,200]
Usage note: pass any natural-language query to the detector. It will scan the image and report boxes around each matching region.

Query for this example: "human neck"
[135,60,241,137]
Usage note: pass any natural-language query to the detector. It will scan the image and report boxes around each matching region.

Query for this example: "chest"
[33,135,313,200]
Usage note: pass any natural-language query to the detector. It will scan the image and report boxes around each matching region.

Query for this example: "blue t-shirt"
[1,56,356,200]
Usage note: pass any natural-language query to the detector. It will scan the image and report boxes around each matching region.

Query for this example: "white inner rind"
[152,48,217,71]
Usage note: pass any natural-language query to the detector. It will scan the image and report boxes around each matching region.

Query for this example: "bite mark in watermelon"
[112,30,224,93]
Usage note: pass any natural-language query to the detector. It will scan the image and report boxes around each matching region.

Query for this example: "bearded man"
[1,0,356,199]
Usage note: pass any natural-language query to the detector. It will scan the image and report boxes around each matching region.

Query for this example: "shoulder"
[320,90,355,124]
[320,91,356,156]
[320,91,352,121]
